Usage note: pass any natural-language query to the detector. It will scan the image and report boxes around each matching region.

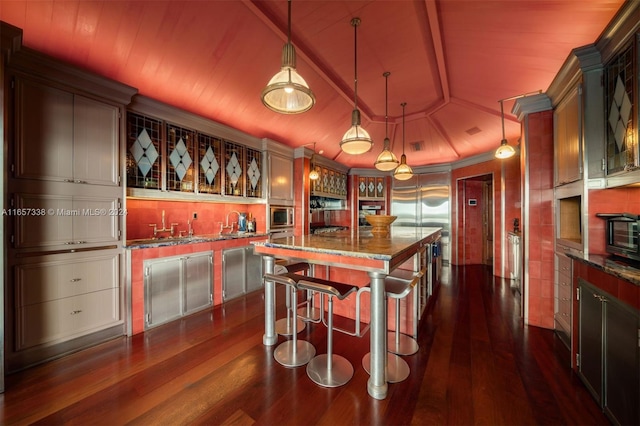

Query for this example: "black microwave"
[596,213,640,262]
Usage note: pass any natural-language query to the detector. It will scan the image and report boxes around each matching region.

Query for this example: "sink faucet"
[148,210,179,238]
[220,211,240,234]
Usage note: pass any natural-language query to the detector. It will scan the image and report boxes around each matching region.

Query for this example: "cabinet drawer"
[16,288,120,350]
[17,253,119,305]
[557,254,572,273]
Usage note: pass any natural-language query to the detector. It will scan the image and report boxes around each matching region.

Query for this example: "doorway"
[457,174,494,266]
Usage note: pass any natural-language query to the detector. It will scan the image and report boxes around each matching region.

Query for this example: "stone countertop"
[125,231,270,249]
[567,253,640,286]
[254,227,442,261]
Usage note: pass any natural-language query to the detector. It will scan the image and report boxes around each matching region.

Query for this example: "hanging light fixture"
[261,0,315,114]
[374,72,399,171]
[494,99,516,159]
[394,102,414,181]
[340,17,373,155]
[309,142,320,180]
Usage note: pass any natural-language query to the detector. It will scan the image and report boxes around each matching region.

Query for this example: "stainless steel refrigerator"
[391,171,451,263]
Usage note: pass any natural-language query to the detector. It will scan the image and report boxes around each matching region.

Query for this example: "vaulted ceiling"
[0,0,625,169]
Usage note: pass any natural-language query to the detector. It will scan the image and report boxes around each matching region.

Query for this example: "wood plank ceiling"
[0,0,625,169]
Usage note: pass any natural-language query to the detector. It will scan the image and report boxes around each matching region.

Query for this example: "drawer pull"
[70,310,82,315]
[70,278,82,282]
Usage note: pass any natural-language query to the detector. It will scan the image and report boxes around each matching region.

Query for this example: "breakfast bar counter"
[253,227,442,399]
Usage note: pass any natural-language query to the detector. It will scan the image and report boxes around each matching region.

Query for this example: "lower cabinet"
[222,245,263,302]
[8,248,124,372]
[15,251,121,350]
[144,251,213,329]
[578,278,639,426]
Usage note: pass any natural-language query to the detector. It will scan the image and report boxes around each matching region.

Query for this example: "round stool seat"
[361,352,410,383]
[307,354,354,387]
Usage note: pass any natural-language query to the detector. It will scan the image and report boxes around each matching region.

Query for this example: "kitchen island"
[253,226,442,400]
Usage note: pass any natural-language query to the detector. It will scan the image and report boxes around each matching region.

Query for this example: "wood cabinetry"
[144,251,213,329]
[358,176,385,199]
[12,191,120,250]
[4,42,135,372]
[268,153,294,202]
[15,77,120,186]
[554,85,582,186]
[554,243,575,347]
[311,166,347,200]
[15,251,120,350]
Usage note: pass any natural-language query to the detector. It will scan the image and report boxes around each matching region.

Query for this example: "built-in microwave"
[596,213,640,262]
[270,205,294,229]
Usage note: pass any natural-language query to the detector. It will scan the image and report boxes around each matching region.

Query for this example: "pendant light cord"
[287,0,292,44]
[351,18,360,109]
[500,99,506,140]
[401,102,407,154]
[384,72,389,138]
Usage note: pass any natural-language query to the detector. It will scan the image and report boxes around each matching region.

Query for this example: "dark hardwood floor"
[1,265,609,425]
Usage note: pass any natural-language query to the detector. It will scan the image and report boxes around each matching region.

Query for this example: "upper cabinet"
[603,37,640,185]
[554,85,582,186]
[268,153,294,203]
[14,77,120,186]
[126,96,264,201]
[311,165,347,200]
[358,176,385,199]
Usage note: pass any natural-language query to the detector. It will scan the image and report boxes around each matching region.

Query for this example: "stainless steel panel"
[392,171,450,261]
[185,253,212,313]
[223,247,246,301]
[245,246,264,293]
[145,257,182,328]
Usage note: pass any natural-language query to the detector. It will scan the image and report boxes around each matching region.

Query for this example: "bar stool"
[274,261,310,336]
[263,272,316,367]
[297,277,357,388]
[362,268,425,383]
[385,268,425,356]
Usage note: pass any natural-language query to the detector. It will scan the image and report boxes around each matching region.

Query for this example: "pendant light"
[309,142,320,180]
[494,99,516,159]
[374,72,400,171]
[393,102,414,181]
[340,18,373,155]
[261,0,315,114]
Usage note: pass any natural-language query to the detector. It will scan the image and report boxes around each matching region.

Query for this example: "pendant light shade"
[261,0,315,114]
[340,18,373,155]
[375,72,400,171]
[394,102,414,181]
[494,99,516,159]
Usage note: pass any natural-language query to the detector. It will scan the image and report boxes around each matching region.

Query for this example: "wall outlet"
[192,212,197,220]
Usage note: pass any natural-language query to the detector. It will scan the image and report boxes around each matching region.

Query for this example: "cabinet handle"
[69,278,82,282]
[593,294,607,302]
[74,179,88,184]
[70,310,82,315]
